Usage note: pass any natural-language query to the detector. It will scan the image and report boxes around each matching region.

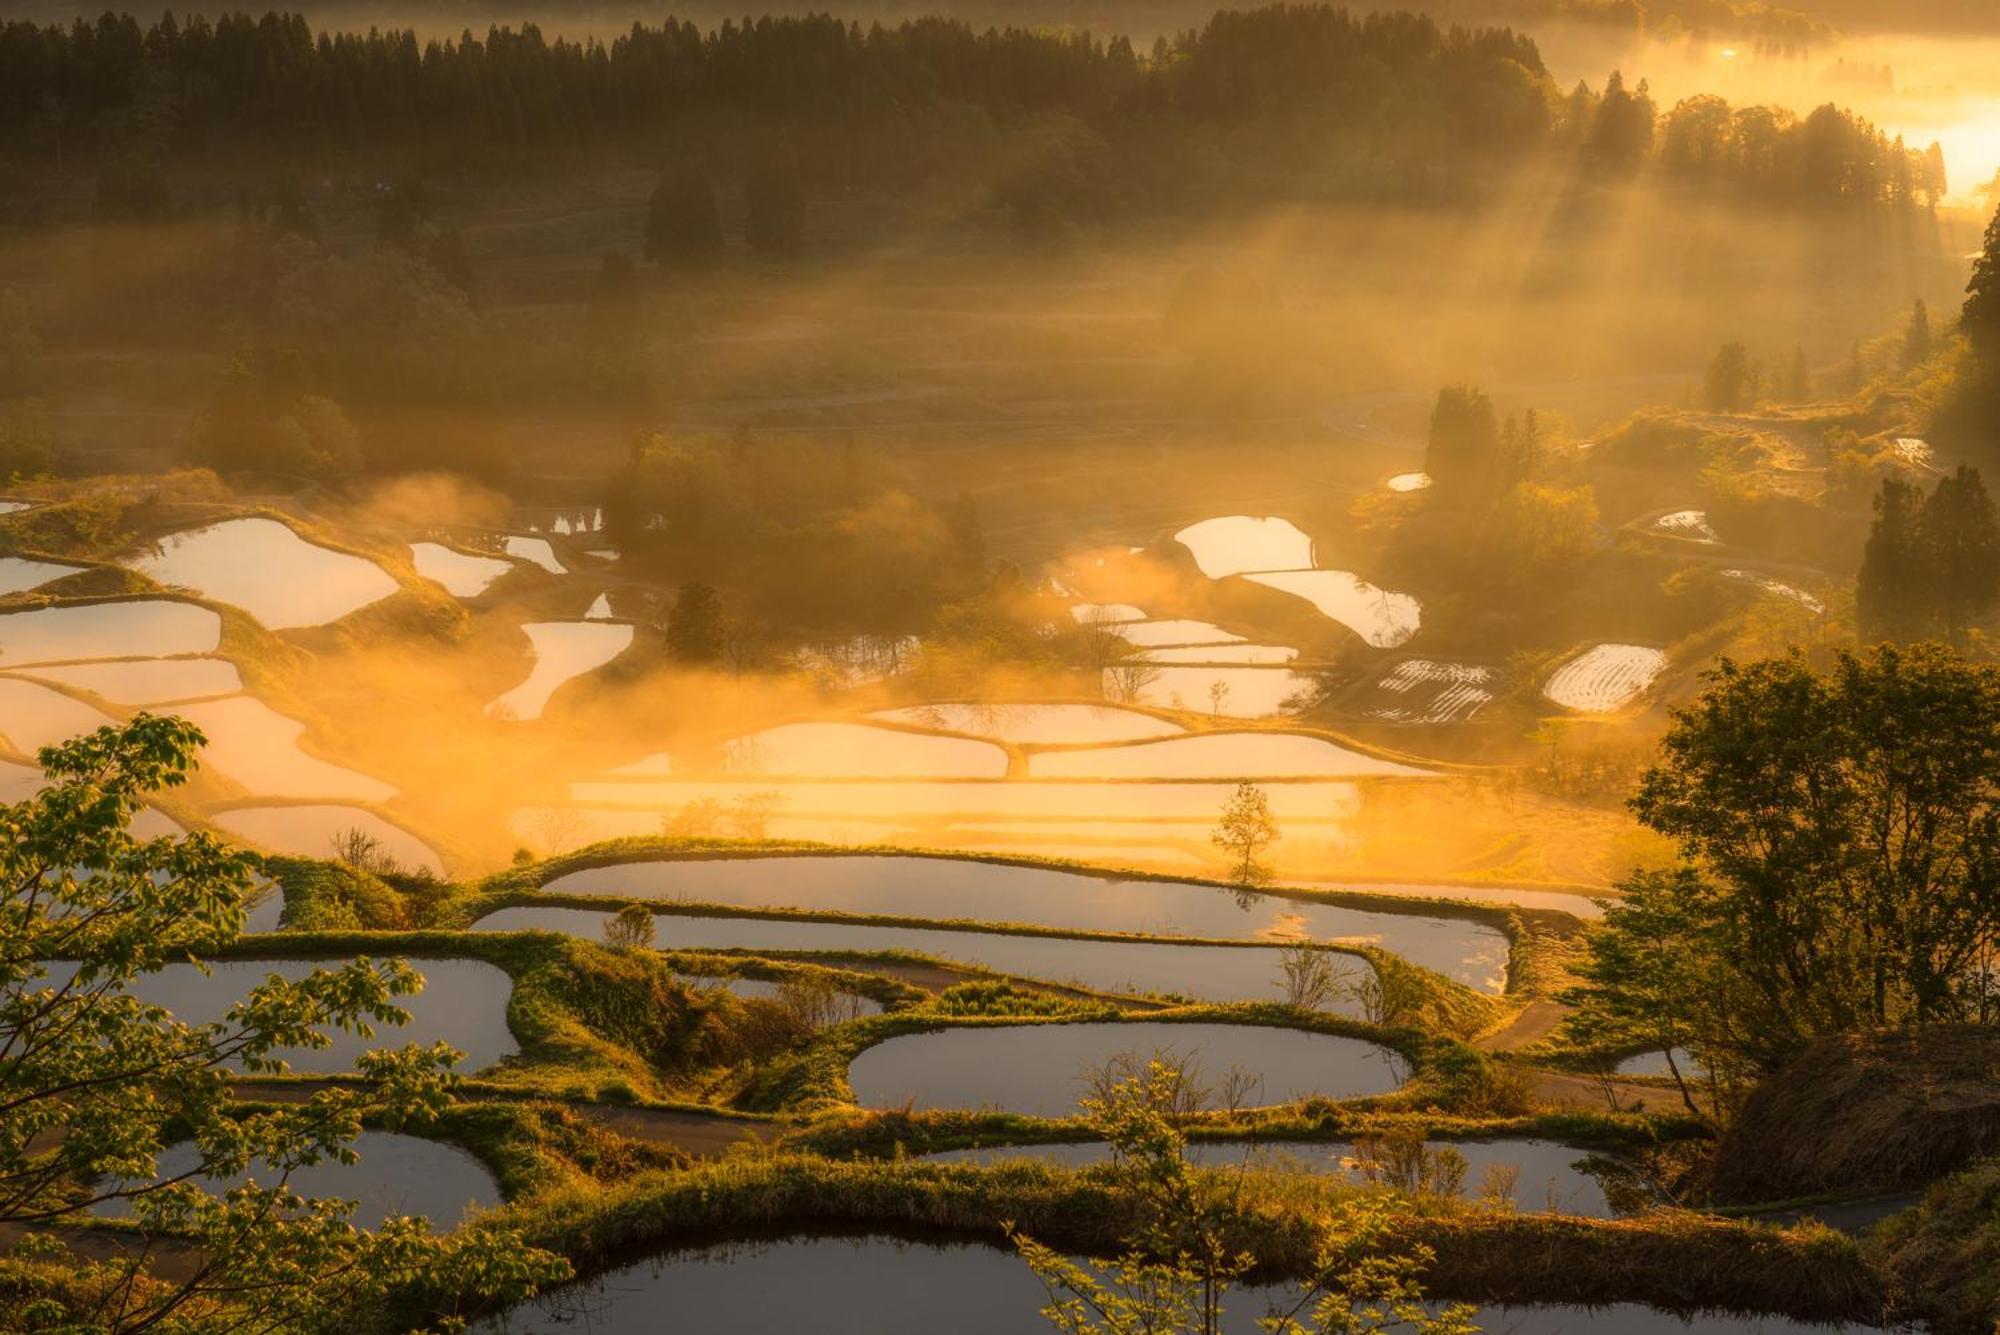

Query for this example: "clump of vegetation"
[930,981,1111,1018]
[1211,782,1279,886]
[1873,1157,2000,1334]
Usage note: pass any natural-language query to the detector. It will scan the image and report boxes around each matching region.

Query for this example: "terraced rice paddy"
[1026,732,1426,780]
[865,702,1182,744]
[0,677,116,753]
[211,805,445,875]
[169,697,396,801]
[1542,644,1668,713]
[0,555,85,594]
[93,1130,501,1229]
[848,1022,1406,1114]
[1362,659,1496,723]
[40,958,517,1073]
[533,854,1509,989]
[674,973,885,1014]
[502,535,566,574]
[1386,472,1433,492]
[923,1136,1616,1216]
[410,541,514,597]
[1651,510,1720,543]
[1174,515,1316,578]
[487,621,634,721]
[1719,569,1826,613]
[23,655,241,704]
[475,905,1370,1011]
[486,1236,1877,1334]
[715,723,1009,779]
[1067,603,1146,624]
[1106,619,1247,647]
[0,599,221,665]
[1114,665,1320,717]
[1242,571,1422,649]
[131,518,398,628]
[1136,643,1299,664]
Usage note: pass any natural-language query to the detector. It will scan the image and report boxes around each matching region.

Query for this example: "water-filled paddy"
[675,972,885,1015]
[1027,733,1426,780]
[487,621,634,721]
[1719,569,1826,613]
[1113,665,1319,717]
[0,599,220,665]
[1364,659,1495,725]
[717,722,1008,779]
[865,702,1182,745]
[1652,510,1720,543]
[410,541,514,597]
[475,905,1369,1011]
[1543,644,1668,714]
[0,555,85,594]
[1242,571,1421,649]
[211,805,444,875]
[1174,515,1315,578]
[923,1136,1614,1216]
[1108,619,1247,647]
[93,1130,501,1229]
[585,593,613,619]
[571,780,1360,823]
[26,656,241,704]
[502,535,565,574]
[850,1022,1404,1114]
[1136,643,1299,664]
[534,855,1508,989]
[131,518,398,629]
[1616,1047,1706,1080]
[171,697,395,801]
[484,1235,1872,1334]
[1386,471,1433,492]
[1067,602,1146,624]
[38,958,517,1072]
[0,677,116,753]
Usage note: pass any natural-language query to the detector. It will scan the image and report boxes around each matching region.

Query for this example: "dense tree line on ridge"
[0,7,1946,214]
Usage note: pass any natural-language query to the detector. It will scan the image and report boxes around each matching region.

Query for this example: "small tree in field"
[1006,1059,1476,1335]
[603,903,657,950]
[0,716,565,1332]
[1277,943,1346,1012]
[1211,782,1279,885]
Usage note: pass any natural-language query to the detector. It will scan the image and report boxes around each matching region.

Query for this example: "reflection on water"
[1542,644,1667,714]
[36,958,517,1073]
[502,535,565,574]
[212,804,444,875]
[570,780,1360,822]
[1243,571,1422,649]
[1175,515,1315,578]
[865,702,1183,745]
[484,1235,1874,1334]
[25,656,242,704]
[475,905,1370,1013]
[536,854,1508,990]
[411,541,513,597]
[1027,732,1427,780]
[487,621,634,721]
[0,677,116,754]
[849,1022,1406,1114]
[1136,643,1299,664]
[171,697,395,801]
[1114,665,1320,718]
[91,1130,501,1229]
[1107,619,1246,647]
[923,1137,1616,1217]
[0,599,221,666]
[0,555,85,595]
[712,722,1009,779]
[131,518,398,629]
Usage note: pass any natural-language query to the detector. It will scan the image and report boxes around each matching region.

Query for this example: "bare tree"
[774,975,867,1029]
[1276,943,1348,1012]
[1210,782,1279,885]
[328,826,399,876]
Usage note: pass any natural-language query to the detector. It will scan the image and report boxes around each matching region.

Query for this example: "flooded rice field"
[170,697,395,801]
[1135,643,1300,664]
[1542,645,1669,714]
[23,655,241,704]
[1386,471,1433,492]
[865,702,1183,744]
[674,972,885,1015]
[483,1235,1876,1334]
[0,598,221,665]
[1719,570,1826,614]
[1066,602,1146,625]
[411,541,514,597]
[0,677,116,753]
[1651,510,1720,544]
[476,904,1371,1011]
[848,1022,1406,1114]
[40,958,517,1072]
[0,555,85,594]
[1173,515,1316,579]
[1106,619,1247,647]
[501,535,566,574]
[1242,571,1422,649]
[715,722,1009,779]
[923,1136,1615,1216]
[93,1130,501,1229]
[1113,665,1321,717]
[534,854,1508,990]
[211,804,445,875]
[131,518,398,629]
[487,621,634,721]
[1361,660,1496,725]
[1024,733,1427,780]
[568,780,1361,823]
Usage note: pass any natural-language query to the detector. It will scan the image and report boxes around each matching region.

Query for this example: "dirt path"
[566,1104,781,1156]
[1474,999,1569,1053]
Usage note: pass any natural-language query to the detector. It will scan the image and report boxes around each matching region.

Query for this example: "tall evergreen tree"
[1904,298,1934,368]
[1858,476,1928,643]
[1964,204,2000,360]
[1424,385,1500,495]
[1921,464,2000,644]
[1704,342,1757,412]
